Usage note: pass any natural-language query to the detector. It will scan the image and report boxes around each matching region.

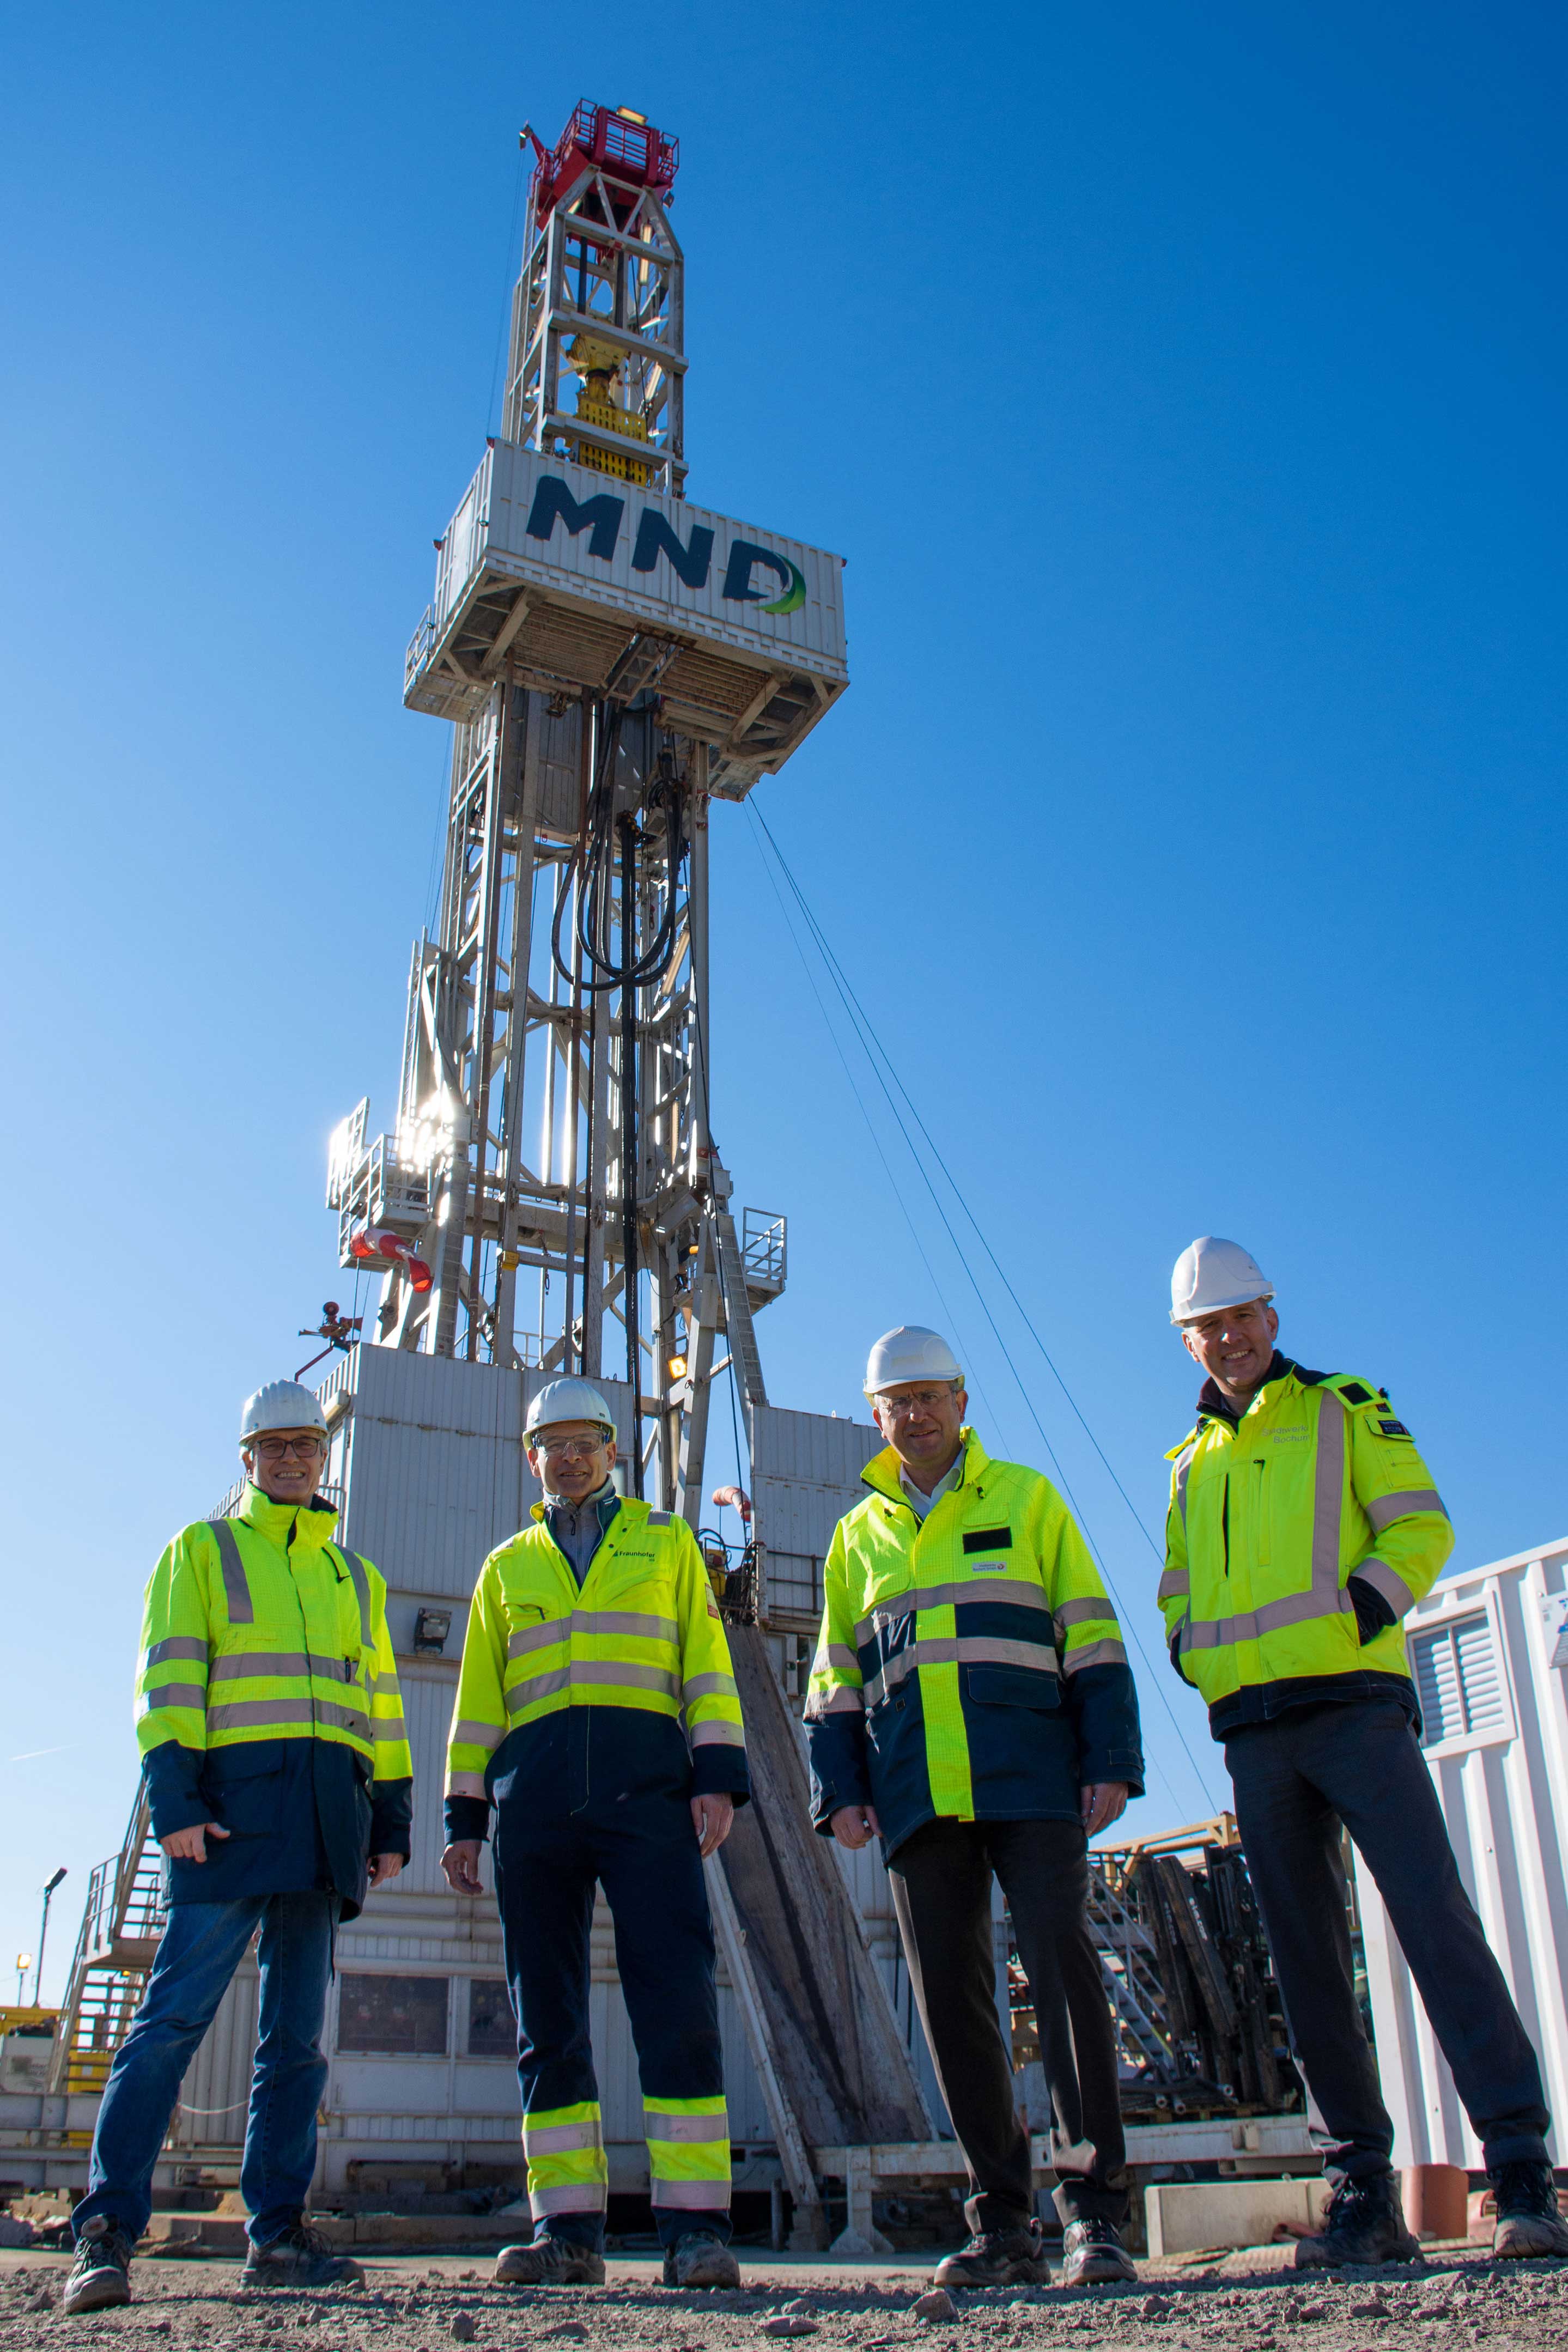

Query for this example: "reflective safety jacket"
[136,1485,412,1916]
[1161,1356,1453,1738]
[804,1431,1144,1858]
[443,1498,749,1842]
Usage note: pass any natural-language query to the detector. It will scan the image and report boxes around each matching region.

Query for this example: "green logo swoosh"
[760,560,806,617]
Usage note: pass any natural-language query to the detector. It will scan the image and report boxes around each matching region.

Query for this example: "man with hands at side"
[442,1379,749,2293]
[806,1328,1144,2293]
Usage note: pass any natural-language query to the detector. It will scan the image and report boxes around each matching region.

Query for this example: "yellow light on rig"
[667,1354,688,1381]
[616,106,647,124]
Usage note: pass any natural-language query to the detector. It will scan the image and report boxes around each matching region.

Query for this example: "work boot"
[933,2219,1050,2288]
[1058,2217,1137,2287]
[495,2231,606,2286]
[1491,2161,1568,2258]
[239,2221,365,2289]
[1294,2175,1419,2269]
[62,2217,135,2315]
[662,2230,742,2288]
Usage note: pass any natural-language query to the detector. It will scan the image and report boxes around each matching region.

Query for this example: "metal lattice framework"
[329,110,782,1514]
[505,108,685,496]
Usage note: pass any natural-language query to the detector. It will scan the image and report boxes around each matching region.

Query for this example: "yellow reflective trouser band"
[524,2102,607,2216]
[644,2098,730,2208]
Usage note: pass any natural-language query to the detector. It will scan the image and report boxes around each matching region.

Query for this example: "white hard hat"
[1170,1237,1274,1326]
[864,1326,964,1397]
[525,1378,616,1439]
[240,1381,329,1444]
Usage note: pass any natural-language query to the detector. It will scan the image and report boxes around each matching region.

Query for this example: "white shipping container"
[1356,1538,1568,2167]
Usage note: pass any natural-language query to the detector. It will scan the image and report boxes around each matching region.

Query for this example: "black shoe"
[63,2218,135,2316]
[1059,2217,1137,2287]
[1492,2161,1568,2259]
[495,2232,606,2286]
[662,2231,741,2288]
[1294,2175,1419,2269]
[933,2221,1050,2288]
[240,2221,365,2289]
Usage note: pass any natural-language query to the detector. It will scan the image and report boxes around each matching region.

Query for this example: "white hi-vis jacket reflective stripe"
[445,1497,747,1816]
[1160,1357,1452,1735]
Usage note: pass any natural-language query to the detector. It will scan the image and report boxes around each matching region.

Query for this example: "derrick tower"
[328,100,848,1514]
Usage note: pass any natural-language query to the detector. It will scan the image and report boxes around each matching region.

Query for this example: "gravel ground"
[4,2246,1568,2352]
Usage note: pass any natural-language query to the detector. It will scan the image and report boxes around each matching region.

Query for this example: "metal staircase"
[49,1789,165,2096]
[1085,1864,1175,2075]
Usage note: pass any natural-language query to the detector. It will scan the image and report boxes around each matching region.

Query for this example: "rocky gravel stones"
[909,2290,957,2323]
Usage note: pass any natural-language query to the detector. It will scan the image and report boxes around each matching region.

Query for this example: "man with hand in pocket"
[64,1381,411,2318]
[806,1328,1144,2292]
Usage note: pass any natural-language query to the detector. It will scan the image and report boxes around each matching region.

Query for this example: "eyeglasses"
[534,1435,607,1462]
[252,1435,326,1461]
[873,1388,958,1417]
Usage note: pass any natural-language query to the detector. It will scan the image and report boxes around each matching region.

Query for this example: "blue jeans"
[74,1891,335,2247]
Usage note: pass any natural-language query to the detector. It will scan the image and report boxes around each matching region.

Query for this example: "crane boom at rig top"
[326,98,849,1517]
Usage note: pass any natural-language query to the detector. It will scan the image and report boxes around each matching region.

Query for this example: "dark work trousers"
[1226,1699,1551,2184]
[888,1818,1128,2233]
[494,1772,730,2252]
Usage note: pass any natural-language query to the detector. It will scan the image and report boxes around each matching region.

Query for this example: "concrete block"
[1144,2178,1330,2259]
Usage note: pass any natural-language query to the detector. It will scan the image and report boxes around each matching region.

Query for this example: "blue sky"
[3,2,1564,1996]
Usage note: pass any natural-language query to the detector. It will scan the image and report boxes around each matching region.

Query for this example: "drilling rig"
[329,99,846,1485]
[36,106,1317,2236]
[45,103,933,2242]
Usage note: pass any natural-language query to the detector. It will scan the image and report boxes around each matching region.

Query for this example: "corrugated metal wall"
[1357,1540,1568,2167]
[751,1405,882,1621]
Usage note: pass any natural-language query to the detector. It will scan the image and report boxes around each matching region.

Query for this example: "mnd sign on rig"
[405,443,847,791]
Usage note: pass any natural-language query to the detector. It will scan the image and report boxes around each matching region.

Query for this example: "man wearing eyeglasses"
[442,1378,749,2292]
[806,1329,1144,2292]
[65,1382,412,2318]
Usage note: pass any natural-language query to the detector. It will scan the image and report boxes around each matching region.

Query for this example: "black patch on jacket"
[1379,1418,1412,1438]
[1338,1381,1374,1405]
[963,1527,1012,1553]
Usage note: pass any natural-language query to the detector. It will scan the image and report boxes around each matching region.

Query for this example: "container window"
[1412,1613,1508,1746]
[467,1978,516,2058]
[337,1973,449,2055]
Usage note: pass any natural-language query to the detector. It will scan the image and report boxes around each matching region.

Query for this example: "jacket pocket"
[965,1666,1061,1711]
[200,1744,283,1837]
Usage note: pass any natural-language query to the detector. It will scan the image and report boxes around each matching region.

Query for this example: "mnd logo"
[524,477,806,616]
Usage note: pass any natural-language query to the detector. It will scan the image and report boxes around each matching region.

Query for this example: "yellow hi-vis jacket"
[135,1484,412,1914]
[804,1430,1144,1857]
[444,1498,749,1833]
[1160,1356,1453,1736]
